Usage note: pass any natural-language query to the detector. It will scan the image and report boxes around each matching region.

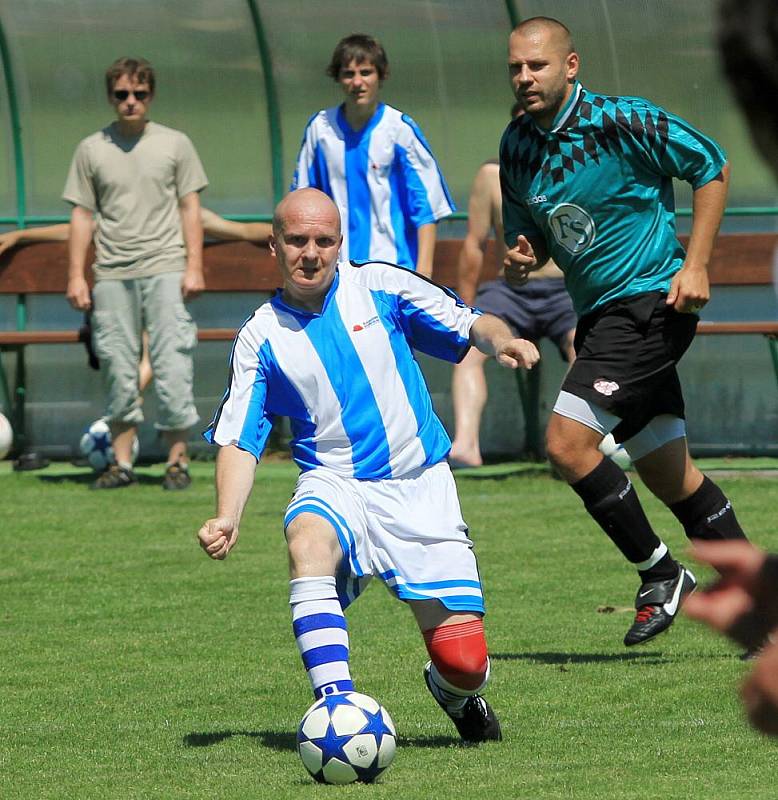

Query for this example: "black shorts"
[560,290,698,442]
[475,278,576,361]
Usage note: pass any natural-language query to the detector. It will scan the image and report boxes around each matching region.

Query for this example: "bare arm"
[469,313,539,370]
[179,191,204,300]
[667,163,730,313]
[200,207,271,243]
[415,223,437,279]
[457,166,495,305]
[66,206,94,311]
[0,223,73,256]
[197,444,258,560]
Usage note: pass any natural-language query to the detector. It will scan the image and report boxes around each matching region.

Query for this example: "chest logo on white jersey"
[353,315,380,332]
[548,203,596,255]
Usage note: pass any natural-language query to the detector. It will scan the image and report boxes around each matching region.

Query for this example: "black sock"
[670,475,747,542]
[571,457,677,580]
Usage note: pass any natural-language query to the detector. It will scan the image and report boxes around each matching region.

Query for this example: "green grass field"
[2,459,777,799]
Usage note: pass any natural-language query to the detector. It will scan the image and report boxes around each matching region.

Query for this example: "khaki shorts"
[92,272,199,430]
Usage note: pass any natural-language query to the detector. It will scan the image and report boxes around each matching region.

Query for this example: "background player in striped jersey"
[291,34,455,277]
[197,188,539,743]
[500,17,750,647]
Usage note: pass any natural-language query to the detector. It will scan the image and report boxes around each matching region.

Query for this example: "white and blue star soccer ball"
[297,692,397,784]
[78,418,139,471]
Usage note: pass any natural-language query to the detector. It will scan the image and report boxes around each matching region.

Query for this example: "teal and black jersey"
[499,82,726,316]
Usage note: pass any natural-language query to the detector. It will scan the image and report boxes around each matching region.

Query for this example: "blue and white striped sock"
[290,575,354,698]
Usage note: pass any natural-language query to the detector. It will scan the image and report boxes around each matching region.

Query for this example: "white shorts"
[284,462,485,614]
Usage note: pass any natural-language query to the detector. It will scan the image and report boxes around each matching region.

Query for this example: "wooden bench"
[1,234,777,457]
[0,239,275,451]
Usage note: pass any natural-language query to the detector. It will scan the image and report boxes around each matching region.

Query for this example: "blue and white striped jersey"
[291,103,456,270]
[205,261,480,479]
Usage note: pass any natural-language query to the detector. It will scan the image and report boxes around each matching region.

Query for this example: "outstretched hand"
[504,235,537,287]
[198,516,240,560]
[495,338,540,370]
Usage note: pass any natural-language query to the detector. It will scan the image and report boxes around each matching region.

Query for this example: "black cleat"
[423,663,502,743]
[624,565,697,646]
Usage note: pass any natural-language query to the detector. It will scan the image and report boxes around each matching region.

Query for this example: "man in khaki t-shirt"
[64,56,208,491]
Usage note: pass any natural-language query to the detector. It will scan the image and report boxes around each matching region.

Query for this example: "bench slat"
[0,328,240,346]
[697,322,778,335]
[1,234,776,293]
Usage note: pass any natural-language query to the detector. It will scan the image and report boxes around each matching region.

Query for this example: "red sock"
[423,619,489,691]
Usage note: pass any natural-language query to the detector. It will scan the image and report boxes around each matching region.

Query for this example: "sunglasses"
[113,89,150,101]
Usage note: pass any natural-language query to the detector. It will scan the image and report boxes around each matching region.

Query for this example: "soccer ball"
[297,692,397,784]
[78,418,139,471]
[0,412,13,459]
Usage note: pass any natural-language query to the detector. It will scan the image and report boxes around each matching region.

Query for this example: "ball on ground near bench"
[79,418,139,471]
[0,412,13,459]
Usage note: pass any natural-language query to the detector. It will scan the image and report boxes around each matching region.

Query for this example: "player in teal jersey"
[500,17,750,647]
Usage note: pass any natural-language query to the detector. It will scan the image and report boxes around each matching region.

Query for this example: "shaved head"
[273,188,341,238]
[512,16,575,57]
[507,17,578,129]
[270,188,343,311]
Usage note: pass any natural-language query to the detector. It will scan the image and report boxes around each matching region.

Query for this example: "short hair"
[513,16,575,55]
[105,57,156,98]
[326,34,389,82]
[718,0,778,155]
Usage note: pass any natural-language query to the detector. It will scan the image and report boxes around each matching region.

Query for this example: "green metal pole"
[246,0,285,203]
[515,364,543,461]
[0,18,26,228]
[768,336,778,391]
[0,19,28,453]
[3,207,778,227]
[504,0,520,28]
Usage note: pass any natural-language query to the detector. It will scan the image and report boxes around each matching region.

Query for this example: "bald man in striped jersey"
[198,189,539,743]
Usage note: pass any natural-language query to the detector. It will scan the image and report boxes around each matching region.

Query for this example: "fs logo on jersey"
[549,203,596,255]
